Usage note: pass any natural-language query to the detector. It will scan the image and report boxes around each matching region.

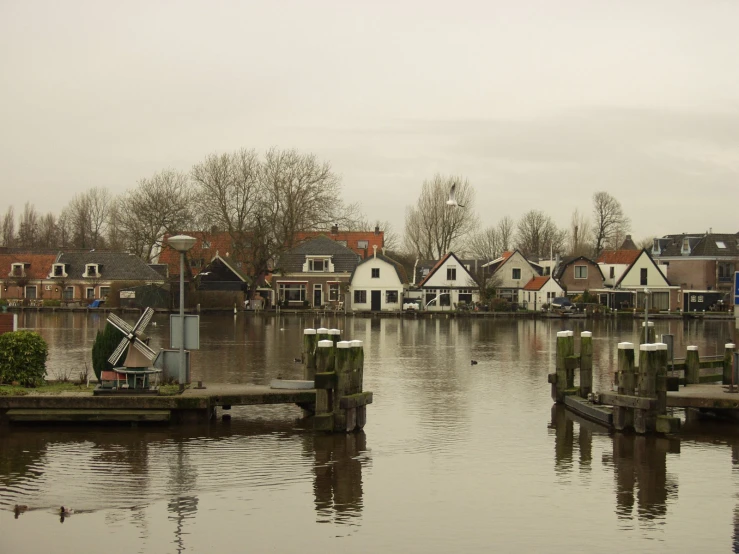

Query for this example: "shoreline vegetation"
[0,382,185,397]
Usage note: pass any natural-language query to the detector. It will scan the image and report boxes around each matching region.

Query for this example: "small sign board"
[120,291,136,299]
[170,314,200,350]
[735,271,739,305]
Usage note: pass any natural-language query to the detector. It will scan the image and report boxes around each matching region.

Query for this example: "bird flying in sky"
[446,182,465,207]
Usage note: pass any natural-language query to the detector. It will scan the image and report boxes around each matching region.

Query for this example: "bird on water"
[470,360,478,365]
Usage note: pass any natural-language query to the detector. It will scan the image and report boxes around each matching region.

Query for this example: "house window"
[100,287,110,299]
[512,268,521,280]
[11,263,23,277]
[574,265,587,279]
[682,238,690,253]
[386,290,398,303]
[63,287,74,300]
[716,241,726,249]
[447,267,457,281]
[279,283,306,302]
[357,240,368,249]
[640,268,648,286]
[25,285,37,299]
[308,259,329,272]
[354,290,367,303]
[329,283,340,301]
[459,291,472,304]
[422,268,430,277]
[547,291,557,301]
[439,289,451,306]
[371,268,380,278]
[86,287,95,299]
[609,267,615,279]
[85,264,99,277]
[53,264,65,277]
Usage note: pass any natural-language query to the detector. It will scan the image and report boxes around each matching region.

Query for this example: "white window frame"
[357,240,369,249]
[63,286,75,300]
[86,287,96,299]
[85,264,99,277]
[11,263,24,277]
[328,283,340,301]
[279,283,307,302]
[511,268,521,280]
[99,286,110,299]
[25,285,37,299]
[447,266,457,281]
[52,263,67,278]
[354,289,367,303]
[574,265,587,279]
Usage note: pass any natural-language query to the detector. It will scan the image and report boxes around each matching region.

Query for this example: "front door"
[371,290,381,311]
[313,284,322,307]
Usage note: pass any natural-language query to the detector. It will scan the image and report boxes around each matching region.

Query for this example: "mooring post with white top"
[329,328,341,348]
[317,327,330,344]
[313,340,336,430]
[613,342,635,431]
[302,329,318,379]
[685,346,700,385]
[654,343,668,415]
[579,332,593,398]
[641,321,655,346]
[634,344,658,434]
[723,343,736,386]
[550,331,574,403]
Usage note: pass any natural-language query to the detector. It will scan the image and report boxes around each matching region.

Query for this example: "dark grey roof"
[57,251,166,281]
[655,233,739,257]
[350,253,409,284]
[148,264,169,278]
[619,235,639,250]
[277,236,360,273]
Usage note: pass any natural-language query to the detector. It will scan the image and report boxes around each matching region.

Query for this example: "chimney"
[331,224,338,234]
[374,225,380,235]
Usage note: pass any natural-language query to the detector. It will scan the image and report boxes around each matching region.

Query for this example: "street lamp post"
[168,235,197,390]
[644,287,650,343]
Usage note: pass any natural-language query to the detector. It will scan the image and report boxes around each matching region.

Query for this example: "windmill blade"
[132,308,154,336]
[108,313,133,335]
[108,338,129,366]
[132,338,158,361]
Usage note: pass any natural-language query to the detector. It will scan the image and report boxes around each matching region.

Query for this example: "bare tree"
[87,187,111,249]
[37,212,58,247]
[1,206,15,246]
[117,169,195,261]
[515,209,566,260]
[567,208,592,257]
[192,148,353,297]
[592,191,630,255]
[403,174,478,259]
[468,226,501,260]
[497,216,515,253]
[17,202,39,247]
[638,235,656,251]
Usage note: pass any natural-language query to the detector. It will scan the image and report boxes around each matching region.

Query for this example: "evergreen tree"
[91,323,126,381]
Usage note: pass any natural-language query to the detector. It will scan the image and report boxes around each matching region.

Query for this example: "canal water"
[1,312,738,553]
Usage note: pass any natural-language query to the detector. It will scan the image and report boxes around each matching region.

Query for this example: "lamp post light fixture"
[168,234,197,389]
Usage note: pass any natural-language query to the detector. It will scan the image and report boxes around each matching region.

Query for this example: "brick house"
[295,225,384,259]
[0,249,58,304]
[554,256,604,295]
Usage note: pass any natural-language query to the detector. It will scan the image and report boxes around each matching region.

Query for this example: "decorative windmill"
[107,308,158,369]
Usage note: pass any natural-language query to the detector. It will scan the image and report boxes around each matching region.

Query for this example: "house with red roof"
[0,249,58,305]
[518,276,565,311]
[416,252,479,311]
[482,250,542,302]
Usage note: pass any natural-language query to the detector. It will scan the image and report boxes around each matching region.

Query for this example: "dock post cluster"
[302,327,372,433]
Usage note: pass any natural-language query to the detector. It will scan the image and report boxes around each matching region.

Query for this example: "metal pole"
[179,250,186,390]
[644,288,649,343]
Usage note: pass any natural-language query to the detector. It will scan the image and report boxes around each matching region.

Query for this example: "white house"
[349,252,408,312]
[416,252,479,311]
[483,250,541,302]
[518,276,565,311]
[611,249,676,311]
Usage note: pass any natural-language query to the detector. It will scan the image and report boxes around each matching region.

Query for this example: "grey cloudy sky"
[1,0,737,243]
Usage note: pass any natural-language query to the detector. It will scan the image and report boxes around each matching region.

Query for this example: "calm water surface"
[1,312,738,553]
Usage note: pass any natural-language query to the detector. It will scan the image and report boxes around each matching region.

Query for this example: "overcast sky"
[1,0,737,244]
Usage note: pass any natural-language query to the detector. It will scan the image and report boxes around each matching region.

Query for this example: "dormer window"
[681,238,691,254]
[305,257,332,272]
[52,263,67,278]
[85,264,100,277]
[652,239,661,255]
[11,263,24,277]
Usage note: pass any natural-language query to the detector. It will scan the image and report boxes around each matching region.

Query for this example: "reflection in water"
[311,432,368,525]
[550,406,679,523]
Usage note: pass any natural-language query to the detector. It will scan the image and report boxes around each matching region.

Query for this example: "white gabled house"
[518,276,565,311]
[483,250,541,301]
[416,252,479,311]
[349,250,408,312]
[611,249,677,311]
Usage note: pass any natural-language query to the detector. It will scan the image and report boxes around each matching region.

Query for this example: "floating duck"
[14,504,28,514]
[293,358,302,363]
[60,506,74,515]
[470,360,478,365]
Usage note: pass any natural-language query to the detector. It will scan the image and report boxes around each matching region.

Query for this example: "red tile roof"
[596,250,641,265]
[417,253,453,287]
[0,252,58,280]
[159,232,236,277]
[501,251,513,261]
[523,276,550,291]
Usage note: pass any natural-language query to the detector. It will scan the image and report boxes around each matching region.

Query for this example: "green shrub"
[0,331,48,387]
[490,298,511,312]
[91,323,126,381]
[43,299,61,307]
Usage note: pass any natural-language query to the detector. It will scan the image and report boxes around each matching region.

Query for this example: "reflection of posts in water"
[168,495,199,554]
[312,432,366,523]
[612,433,678,521]
[550,405,574,474]
[167,441,199,554]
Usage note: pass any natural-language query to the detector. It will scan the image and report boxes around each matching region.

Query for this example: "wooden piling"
[579,331,593,399]
[303,329,317,380]
[329,328,341,348]
[655,343,667,415]
[313,340,336,430]
[685,346,700,385]
[317,327,330,344]
[641,321,655,345]
[552,331,574,403]
[613,342,635,431]
[723,343,736,386]
[634,344,657,434]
